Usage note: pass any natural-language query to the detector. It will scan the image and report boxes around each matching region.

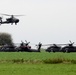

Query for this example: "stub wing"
[0,21,10,24]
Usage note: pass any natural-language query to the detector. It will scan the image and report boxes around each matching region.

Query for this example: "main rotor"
[0,13,24,17]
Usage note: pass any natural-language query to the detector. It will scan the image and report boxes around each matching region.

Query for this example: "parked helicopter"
[0,44,17,52]
[43,40,76,53]
[0,14,24,25]
[45,44,61,52]
[18,40,42,52]
[61,41,76,53]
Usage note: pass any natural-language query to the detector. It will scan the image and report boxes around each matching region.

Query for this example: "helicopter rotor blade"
[0,13,11,16]
[42,44,55,46]
[25,40,27,43]
[0,16,3,20]
[42,43,68,46]
[0,13,25,16]
[69,40,72,44]
[0,16,3,19]
[13,15,25,16]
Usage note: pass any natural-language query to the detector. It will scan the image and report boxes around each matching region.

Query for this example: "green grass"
[0,52,76,75]
[0,63,76,75]
[0,52,76,60]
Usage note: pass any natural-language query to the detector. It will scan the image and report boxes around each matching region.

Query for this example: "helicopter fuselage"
[6,17,19,24]
[0,17,19,25]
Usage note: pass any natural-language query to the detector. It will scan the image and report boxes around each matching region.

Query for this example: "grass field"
[0,52,76,75]
[0,52,76,60]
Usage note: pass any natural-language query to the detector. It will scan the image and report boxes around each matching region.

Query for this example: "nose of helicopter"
[15,19,19,23]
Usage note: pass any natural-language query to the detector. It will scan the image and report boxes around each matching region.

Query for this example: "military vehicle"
[0,13,24,25]
[18,41,42,52]
[46,44,61,52]
[61,41,76,53]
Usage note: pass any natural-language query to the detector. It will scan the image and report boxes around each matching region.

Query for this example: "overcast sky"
[0,0,76,45]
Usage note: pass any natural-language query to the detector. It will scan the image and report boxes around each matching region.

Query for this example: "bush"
[43,58,63,64]
[0,32,13,45]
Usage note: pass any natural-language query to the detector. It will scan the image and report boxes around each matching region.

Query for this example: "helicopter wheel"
[50,48,53,52]
[65,48,69,53]
[15,23,17,25]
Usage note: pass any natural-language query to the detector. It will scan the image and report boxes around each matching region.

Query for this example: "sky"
[0,0,76,46]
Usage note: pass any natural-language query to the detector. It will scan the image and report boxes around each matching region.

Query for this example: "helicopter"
[43,40,76,53]
[45,44,61,52]
[17,40,42,52]
[61,40,76,53]
[0,14,24,25]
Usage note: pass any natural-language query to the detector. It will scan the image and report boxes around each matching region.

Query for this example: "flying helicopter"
[0,13,24,25]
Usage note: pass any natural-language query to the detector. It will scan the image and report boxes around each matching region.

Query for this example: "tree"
[0,32,13,45]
